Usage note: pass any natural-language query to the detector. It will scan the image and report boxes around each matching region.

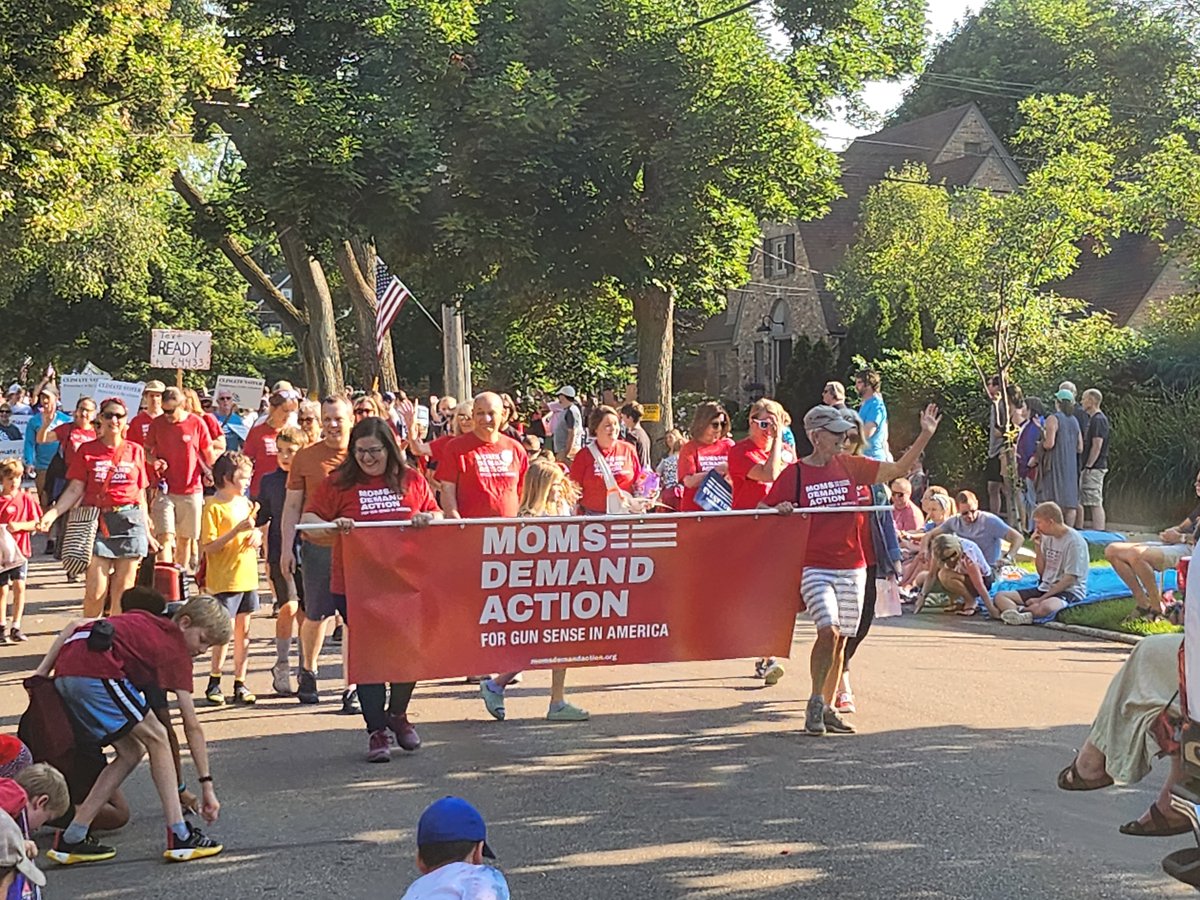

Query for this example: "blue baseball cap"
[417,796,496,858]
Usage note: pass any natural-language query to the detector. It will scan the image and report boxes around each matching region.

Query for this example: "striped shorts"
[801,567,867,637]
[56,676,149,746]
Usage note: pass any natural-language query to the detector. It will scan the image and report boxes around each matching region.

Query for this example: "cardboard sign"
[59,374,101,412]
[0,439,23,461]
[641,403,661,423]
[94,379,147,414]
[150,329,212,370]
[214,376,266,413]
[340,512,809,683]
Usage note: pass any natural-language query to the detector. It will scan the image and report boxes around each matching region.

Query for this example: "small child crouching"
[401,796,510,900]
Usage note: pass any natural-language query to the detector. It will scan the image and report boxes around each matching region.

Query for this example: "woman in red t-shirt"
[39,395,97,507]
[185,388,227,458]
[677,401,736,511]
[401,399,472,491]
[302,417,442,764]
[40,397,156,617]
[569,406,643,515]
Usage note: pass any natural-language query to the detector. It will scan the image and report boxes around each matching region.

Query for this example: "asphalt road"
[1,554,1194,899]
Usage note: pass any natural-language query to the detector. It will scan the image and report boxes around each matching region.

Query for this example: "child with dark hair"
[401,797,509,900]
[200,453,260,706]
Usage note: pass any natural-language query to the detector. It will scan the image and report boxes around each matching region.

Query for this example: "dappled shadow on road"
[45,685,1188,900]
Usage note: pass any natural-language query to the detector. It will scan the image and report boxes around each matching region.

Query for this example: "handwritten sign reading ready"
[150,329,212,370]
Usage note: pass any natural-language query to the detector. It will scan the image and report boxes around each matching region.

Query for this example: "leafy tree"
[891,0,1198,161]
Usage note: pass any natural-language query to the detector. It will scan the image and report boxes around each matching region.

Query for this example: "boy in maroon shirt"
[32,596,232,865]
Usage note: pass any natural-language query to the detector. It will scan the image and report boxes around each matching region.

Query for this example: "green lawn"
[1057,597,1182,636]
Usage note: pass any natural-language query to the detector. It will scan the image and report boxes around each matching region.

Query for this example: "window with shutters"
[763,233,796,278]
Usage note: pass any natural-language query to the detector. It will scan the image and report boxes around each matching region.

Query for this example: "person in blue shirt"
[855,369,890,462]
[213,390,246,453]
[22,386,71,517]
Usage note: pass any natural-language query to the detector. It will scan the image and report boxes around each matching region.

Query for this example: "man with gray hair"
[1080,388,1110,530]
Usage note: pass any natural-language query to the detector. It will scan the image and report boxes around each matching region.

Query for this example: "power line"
[687,0,765,29]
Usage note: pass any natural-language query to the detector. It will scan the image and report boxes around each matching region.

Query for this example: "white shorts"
[801,567,867,637]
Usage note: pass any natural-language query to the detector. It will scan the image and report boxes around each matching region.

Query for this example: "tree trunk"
[279,227,344,396]
[335,239,399,391]
[631,284,674,457]
[170,170,312,361]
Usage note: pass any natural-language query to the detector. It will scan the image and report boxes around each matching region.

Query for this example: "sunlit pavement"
[1,552,1191,899]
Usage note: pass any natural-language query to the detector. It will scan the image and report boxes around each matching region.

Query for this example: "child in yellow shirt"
[200,453,260,706]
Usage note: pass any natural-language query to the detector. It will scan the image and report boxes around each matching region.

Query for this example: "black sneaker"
[296,669,319,704]
[330,625,343,643]
[47,830,117,865]
[341,687,360,715]
[163,823,223,862]
[823,708,856,734]
[804,696,826,736]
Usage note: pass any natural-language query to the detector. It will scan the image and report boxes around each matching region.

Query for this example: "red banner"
[341,513,810,683]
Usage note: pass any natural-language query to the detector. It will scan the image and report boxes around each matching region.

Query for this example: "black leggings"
[843,564,877,671]
[359,682,416,733]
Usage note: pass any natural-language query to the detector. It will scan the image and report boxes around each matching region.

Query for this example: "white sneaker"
[271,660,292,695]
[763,660,786,686]
[1000,609,1034,626]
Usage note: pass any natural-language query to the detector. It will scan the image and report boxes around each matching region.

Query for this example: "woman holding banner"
[677,402,735,512]
[302,417,442,763]
[38,397,156,617]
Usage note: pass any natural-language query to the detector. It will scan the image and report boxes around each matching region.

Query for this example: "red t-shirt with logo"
[146,414,212,495]
[441,433,528,518]
[126,411,158,446]
[67,439,149,508]
[53,609,194,692]
[308,470,440,593]
[0,490,42,557]
[53,423,97,470]
[569,441,640,513]
[242,422,280,498]
[727,438,797,510]
[764,455,881,568]
[677,437,735,511]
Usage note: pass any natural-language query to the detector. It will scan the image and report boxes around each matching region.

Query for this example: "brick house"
[687,101,1180,399]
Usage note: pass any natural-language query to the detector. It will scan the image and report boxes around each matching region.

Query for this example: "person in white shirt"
[401,797,509,900]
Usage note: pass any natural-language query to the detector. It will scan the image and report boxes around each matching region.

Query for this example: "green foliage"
[1058,598,1183,636]
[891,0,1199,162]
[1105,384,1200,522]
[776,334,843,424]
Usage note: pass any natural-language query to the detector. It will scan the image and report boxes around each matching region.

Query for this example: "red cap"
[0,736,31,779]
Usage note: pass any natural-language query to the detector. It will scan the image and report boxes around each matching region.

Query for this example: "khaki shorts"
[151,491,203,540]
[1080,468,1106,507]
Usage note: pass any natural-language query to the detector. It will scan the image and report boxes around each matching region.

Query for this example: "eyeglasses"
[0,411,9,416]
[353,408,372,417]
[456,413,472,421]
[709,418,727,428]
[299,416,316,425]
[354,445,385,457]
[100,411,126,421]
[752,419,771,430]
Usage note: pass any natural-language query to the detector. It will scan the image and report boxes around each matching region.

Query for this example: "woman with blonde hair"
[479,458,589,723]
[297,399,322,445]
[677,402,735,511]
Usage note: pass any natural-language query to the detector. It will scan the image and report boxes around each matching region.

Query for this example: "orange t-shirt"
[287,441,348,508]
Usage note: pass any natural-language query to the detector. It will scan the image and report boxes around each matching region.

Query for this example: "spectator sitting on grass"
[993,501,1089,626]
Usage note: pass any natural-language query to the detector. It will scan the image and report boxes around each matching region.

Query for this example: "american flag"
[374,259,412,357]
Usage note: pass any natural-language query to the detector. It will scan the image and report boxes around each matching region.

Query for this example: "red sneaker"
[388,714,421,752]
[366,729,391,763]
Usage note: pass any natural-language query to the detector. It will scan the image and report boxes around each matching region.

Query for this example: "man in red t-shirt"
[34,597,232,864]
[440,393,528,519]
[126,381,165,447]
[145,388,214,569]
[763,403,941,737]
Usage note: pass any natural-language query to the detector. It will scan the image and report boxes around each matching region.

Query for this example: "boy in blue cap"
[401,796,509,899]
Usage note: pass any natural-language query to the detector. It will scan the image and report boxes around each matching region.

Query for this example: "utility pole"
[442,304,471,399]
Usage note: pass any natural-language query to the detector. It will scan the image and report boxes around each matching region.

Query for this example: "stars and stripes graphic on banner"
[374,259,413,357]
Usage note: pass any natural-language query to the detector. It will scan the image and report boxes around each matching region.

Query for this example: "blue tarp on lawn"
[983,564,1179,623]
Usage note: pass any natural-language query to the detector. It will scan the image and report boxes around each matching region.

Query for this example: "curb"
[1042,620,1141,645]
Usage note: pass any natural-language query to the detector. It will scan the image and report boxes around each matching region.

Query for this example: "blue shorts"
[215,590,260,618]
[56,676,148,746]
[0,562,28,586]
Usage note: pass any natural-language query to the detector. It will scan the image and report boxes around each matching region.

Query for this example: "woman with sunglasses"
[0,405,19,440]
[302,417,441,762]
[402,400,473,490]
[38,398,156,617]
[297,399,322,445]
[677,401,735,512]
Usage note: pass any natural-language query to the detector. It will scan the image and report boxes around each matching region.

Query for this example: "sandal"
[956,606,979,617]
[1056,760,1114,792]
[1119,804,1193,838]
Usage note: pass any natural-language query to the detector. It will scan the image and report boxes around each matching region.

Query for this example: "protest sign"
[214,376,266,413]
[9,414,30,438]
[59,374,100,412]
[0,439,23,460]
[81,361,109,377]
[94,379,146,414]
[338,511,809,683]
[150,329,212,370]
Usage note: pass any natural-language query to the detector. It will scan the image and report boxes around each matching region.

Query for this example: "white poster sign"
[213,376,266,413]
[150,329,212,370]
[94,379,147,415]
[59,374,101,412]
[0,439,23,460]
[9,414,30,439]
